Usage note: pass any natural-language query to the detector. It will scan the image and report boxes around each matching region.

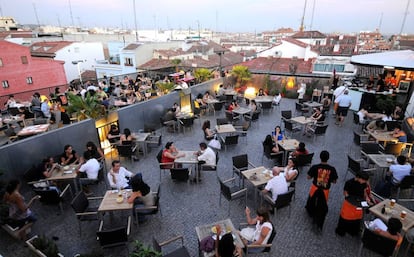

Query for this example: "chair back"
[360,227,397,256]
[153,184,161,212]
[225,111,234,121]
[281,110,292,120]
[263,223,276,252]
[295,102,302,112]
[33,188,61,205]
[97,226,128,248]
[216,118,229,126]
[295,153,314,168]
[314,124,328,135]
[214,102,223,111]
[218,178,232,201]
[353,131,362,146]
[284,120,294,132]
[261,102,272,110]
[347,155,361,175]
[170,168,190,181]
[274,188,295,209]
[353,112,360,125]
[71,191,89,214]
[398,175,414,190]
[232,154,248,170]
[224,135,239,146]
[361,142,380,155]
[180,117,194,127]
[384,143,405,156]
[251,111,260,121]
[117,145,134,158]
[386,121,400,131]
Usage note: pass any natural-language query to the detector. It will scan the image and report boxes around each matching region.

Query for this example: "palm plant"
[170,59,182,72]
[64,93,106,121]
[231,65,251,87]
[194,68,212,83]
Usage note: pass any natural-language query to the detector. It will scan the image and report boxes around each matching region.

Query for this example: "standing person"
[305,150,338,232]
[3,180,40,239]
[107,160,134,189]
[334,90,352,127]
[297,81,306,103]
[335,172,370,236]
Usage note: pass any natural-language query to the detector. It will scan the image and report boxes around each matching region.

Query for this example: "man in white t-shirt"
[77,151,100,180]
[334,90,352,127]
[389,155,412,185]
[107,160,134,189]
[196,142,216,166]
[262,167,288,202]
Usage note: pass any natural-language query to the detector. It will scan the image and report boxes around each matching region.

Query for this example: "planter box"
[26,235,64,257]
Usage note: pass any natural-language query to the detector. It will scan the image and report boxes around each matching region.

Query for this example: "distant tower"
[32,2,40,27]
[299,0,307,32]
[399,0,411,35]
[68,0,75,27]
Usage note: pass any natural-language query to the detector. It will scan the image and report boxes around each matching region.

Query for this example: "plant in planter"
[155,81,176,95]
[64,93,106,121]
[130,240,161,257]
[230,65,251,92]
[194,68,212,84]
[26,235,62,257]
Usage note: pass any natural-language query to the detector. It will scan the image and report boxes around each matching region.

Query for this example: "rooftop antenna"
[378,12,383,31]
[299,0,307,32]
[309,0,316,31]
[32,2,40,27]
[133,0,138,42]
[0,1,4,17]
[68,0,74,27]
[399,0,411,35]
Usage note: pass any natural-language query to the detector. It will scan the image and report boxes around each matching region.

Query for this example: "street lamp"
[72,60,85,85]
[214,50,225,77]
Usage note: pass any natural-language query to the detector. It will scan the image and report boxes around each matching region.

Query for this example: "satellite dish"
[274,51,282,58]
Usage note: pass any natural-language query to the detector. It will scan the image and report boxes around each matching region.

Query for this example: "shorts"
[337,107,349,117]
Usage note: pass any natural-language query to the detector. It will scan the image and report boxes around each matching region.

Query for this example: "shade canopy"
[351,50,414,70]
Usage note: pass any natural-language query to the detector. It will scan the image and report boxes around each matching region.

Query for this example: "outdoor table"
[133,132,151,157]
[368,130,398,146]
[2,116,24,127]
[290,116,314,135]
[242,166,272,206]
[367,154,395,182]
[195,218,244,257]
[174,150,199,181]
[17,124,50,137]
[224,89,238,96]
[233,107,251,116]
[303,101,323,109]
[215,124,236,134]
[369,199,414,234]
[254,96,274,103]
[205,98,220,114]
[278,139,300,165]
[98,189,133,213]
[47,164,79,193]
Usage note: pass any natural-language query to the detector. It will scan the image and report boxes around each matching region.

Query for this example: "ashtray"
[249,174,258,180]
[116,197,124,204]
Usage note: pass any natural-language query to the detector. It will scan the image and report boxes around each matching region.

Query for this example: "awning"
[350,50,414,70]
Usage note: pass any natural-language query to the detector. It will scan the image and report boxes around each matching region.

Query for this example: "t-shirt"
[60,150,77,165]
[264,174,288,201]
[197,147,216,166]
[390,163,411,184]
[79,158,100,179]
[335,94,352,108]
[307,163,338,190]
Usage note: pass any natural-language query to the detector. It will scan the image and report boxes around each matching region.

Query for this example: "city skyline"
[1,0,413,34]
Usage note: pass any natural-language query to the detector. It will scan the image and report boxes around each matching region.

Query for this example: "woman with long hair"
[202,120,215,140]
[85,141,104,161]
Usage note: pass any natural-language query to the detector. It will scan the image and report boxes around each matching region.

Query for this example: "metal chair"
[216,118,229,126]
[357,224,398,257]
[134,184,161,226]
[307,124,328,142]
[70,191,102,235]
[240,222,276,257]
[395,175,414,202]
[152,235,191,257]
[262,144,283,165]
[33,184,71,214]
[244,111,260,127]
[97,216,131,254]
[295,102,309,116]
[344,154,376,181]
[218,177,247,216]
[283,120,301,137]
[178,117,194,133]
[262,188,295,218]
[116,144,137,162]
[232,154,256,186]
[260,102,273,113]
[353,112,365,131]
[220,134,239,151]
[294,152,314,173]
[382,142,406,156]
[170,168,191,182]
[225,110,240,124]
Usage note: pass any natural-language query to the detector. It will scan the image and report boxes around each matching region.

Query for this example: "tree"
[194,68,212,83]
[170,59,182,72]
[231,65,251,87]
[64,93,106,121]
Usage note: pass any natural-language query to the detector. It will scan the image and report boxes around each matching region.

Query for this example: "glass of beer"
[400,210,407,220]
[390,199,396,208]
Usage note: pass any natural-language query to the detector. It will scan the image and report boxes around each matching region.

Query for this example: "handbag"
[208,137,221,150]
[200,235,215,252]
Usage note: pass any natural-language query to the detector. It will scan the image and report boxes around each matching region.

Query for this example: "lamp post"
[215,50,225,77]
[72,60,85,86]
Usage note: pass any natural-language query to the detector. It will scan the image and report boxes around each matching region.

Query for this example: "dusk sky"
[1,0,413,34]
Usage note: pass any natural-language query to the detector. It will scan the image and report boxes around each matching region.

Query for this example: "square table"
[215,124,236,134]
[195,218,244,257]
[368,131,398,146]
[98,190,133,213]
[254,96,274,103]
[17,124,50,137]
[369,199,414,234]
[242,166,272,188]
[205,98,220,114]
[367,154,395,182]
[233,107,251,116]
[47,164,79,192]
[290,116,314,126]
[133,132,151,156]
[303,101,323,109]
[278,139,300,165]
[174,150,199,181]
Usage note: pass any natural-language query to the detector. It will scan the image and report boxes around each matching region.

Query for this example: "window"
[2,80,9,88]
[21,56,28,64]
[124,58,133,66]
[26,77,33,84]
[0,58,3,67]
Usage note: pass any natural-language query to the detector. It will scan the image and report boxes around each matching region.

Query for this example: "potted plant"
[194,68,212,84]
[130,240,161,257]
[64,93,106,121]
[26,235,63,257]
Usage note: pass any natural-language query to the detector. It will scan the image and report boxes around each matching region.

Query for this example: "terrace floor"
[1,98,413,257]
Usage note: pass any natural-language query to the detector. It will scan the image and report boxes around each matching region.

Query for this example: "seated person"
[392,124,407,142]
[272,126,285,143]
[202,91,213,105]
[321,95,331,112]
[366,120,386,132]
[262,167,288,201]
[392,105,403,121]
[76,151,100,181]
[3,180,40,239]
[263,134,279,153]
[36,156,58,180]
[291,142,308,158]
[304,108,324,134]
[248,100,258,113]
[368,218,403,247]
[120,128,136,144]
[357,107,385,124]
[84,141,104,161]
[239,207,273,253]
[160,142,185,168]
[196,142,216,167]
[127,174,154,206]
[272,93,282,106]
[257,88,267,96]
[388,155,411,185]
[382,110,393,122]
[202,120,215,140]
[227,100,239,112]
[214,225,242,257]
[196,94,207,109]
[60,144,79,165]
[273,159,298,186]
[107,124,120,143]
[107,160,134,189]
[171,103,181,117]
